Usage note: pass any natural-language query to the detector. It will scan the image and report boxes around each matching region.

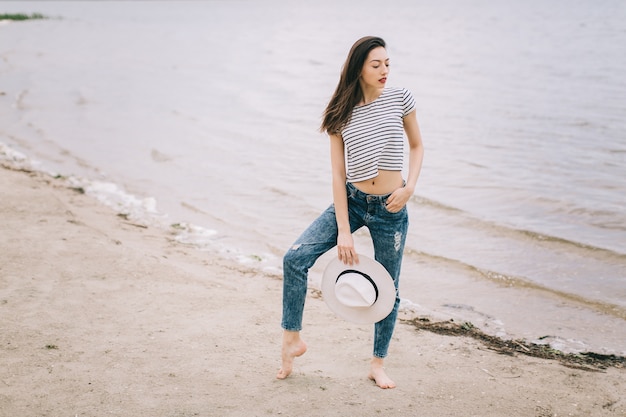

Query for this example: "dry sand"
[1,165,624,417]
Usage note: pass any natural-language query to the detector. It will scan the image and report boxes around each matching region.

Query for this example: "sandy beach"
[1,164,624,417]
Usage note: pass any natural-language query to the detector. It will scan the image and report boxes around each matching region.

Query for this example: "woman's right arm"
[329,133,359,265]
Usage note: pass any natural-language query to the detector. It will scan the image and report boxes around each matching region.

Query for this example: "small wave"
[170,222,218,246]
[168,221,279,272]
[517,227,626,257]
[406,249,626,321]
[65,177,164,227]
[475,267,626,320]
[180,201,209,215]
[411,194,463,213]
[1,141,280,271]
[416,190,626,257]
[266,186,290,197]
[0,142,29,166]
[1,141,198,243]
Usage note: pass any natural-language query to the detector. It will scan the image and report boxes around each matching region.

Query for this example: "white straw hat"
[321,255,396,324]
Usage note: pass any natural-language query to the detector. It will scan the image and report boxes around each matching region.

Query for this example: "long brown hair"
[320,36,386,134]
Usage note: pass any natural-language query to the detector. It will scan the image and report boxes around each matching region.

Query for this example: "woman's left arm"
[385,110,424,212]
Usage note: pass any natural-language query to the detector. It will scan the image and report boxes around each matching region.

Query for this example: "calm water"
[1,1,625,354]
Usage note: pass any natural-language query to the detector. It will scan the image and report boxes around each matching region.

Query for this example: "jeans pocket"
[382,201,407,216]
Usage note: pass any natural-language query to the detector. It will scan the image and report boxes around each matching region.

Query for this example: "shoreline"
[2,144,624,363]
[1,159,625,416]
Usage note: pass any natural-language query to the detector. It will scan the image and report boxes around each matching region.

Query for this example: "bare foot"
[368,357,396,389]
[276,330,307,379]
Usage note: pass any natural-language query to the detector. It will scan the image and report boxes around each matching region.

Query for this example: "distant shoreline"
[0,13,46,21]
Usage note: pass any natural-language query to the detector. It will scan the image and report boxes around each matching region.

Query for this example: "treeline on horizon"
[0,13,47,21]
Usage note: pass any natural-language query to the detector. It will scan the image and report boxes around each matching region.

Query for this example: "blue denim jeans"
[281,182,409,358]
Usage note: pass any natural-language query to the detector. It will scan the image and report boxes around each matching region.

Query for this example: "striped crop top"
[341,87,416,182]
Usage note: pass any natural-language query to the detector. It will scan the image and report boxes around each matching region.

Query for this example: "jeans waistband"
[346,181,394,202]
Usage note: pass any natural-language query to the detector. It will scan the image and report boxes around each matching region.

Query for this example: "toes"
[276,366,292,380]
[369,371,396,389]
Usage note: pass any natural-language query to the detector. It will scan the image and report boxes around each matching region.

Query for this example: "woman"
[277,36,424,389]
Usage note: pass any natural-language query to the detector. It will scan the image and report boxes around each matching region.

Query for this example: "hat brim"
[322,255,396,325]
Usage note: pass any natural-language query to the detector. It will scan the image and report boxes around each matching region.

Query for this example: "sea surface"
[1,0,625,355]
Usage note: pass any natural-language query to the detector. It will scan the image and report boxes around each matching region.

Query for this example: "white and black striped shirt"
[341,87,416,182]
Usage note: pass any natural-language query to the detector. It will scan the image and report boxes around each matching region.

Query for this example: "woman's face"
[360,46,389,89]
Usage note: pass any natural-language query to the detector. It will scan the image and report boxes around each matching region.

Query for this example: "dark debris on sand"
[402,317,626,372]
